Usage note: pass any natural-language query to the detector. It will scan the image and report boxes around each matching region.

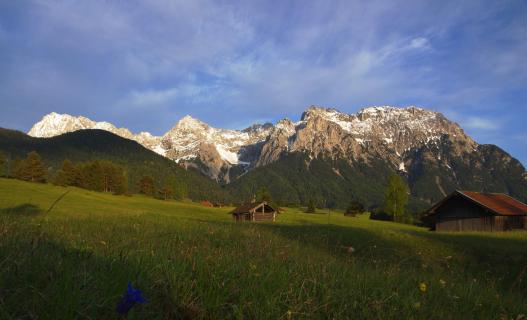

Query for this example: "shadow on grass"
[399,229,527,294]
[245,220,426,267]
[0,203,43,216]
[0,230,199,319]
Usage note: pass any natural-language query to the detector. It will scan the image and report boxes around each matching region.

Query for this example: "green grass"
[1,178,526,319]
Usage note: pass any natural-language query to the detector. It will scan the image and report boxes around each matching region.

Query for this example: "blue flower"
[116,282,146,315]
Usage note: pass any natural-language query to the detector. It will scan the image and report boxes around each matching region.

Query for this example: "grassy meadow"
[1,178,527,319]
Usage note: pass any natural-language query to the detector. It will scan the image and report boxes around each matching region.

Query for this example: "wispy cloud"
[409,37,430,50]
[464,117,501,130]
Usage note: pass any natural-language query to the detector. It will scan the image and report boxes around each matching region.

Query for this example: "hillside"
[1,178,526,318]
[0,128,230,202]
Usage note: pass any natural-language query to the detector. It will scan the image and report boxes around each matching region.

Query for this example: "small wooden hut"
[425,190,527,232]
[231,201,277,222]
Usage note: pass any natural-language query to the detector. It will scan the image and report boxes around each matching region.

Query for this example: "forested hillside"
[0,128,231,203]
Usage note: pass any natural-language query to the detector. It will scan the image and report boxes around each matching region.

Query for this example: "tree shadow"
[0,203,44,215]
[399,229,527,294]
[0,230,199,319]
[254,221,426,265]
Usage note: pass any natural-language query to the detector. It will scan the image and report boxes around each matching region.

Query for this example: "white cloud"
[464,117,501,130]
[409,37,430,50]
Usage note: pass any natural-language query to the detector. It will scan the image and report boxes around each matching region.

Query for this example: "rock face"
[28,106,527,204]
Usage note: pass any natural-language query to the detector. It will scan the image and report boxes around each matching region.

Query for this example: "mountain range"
[24,106,527,211]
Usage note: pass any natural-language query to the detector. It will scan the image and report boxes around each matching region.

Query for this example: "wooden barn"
[231,201,277,222]
[426,190,527,232]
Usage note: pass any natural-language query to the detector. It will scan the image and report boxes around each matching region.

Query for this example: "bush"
[345,200,365,216]
[369,209,393,221]
[306,199,316,213]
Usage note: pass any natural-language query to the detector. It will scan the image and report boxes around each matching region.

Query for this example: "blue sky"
[0,0,526,165]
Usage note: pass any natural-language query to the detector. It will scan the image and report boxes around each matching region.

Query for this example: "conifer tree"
[73,163,87,188]
[53,159,76,186]
[83,161,104,191]
[62,159,77,185]
[53,169,67,186]
[18,151,47,182]
[383,174,409,222]
[109,164,127,195]
[159,185,173,200]
[138,176,155,196]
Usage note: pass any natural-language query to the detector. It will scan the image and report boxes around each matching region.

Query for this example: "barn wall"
[435,195,492,219]
[437,217,496,232]
[253,213,275,221]
[437,216,527,232]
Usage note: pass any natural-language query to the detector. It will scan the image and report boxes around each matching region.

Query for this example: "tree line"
[0,150,187,200]
[300,173,411,222]
[0,150,415,220]
[53,158,127,194]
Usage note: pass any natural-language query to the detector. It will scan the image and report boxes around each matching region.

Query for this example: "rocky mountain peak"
[242,123,274,134]
[174,115,209,131]
[300,106,343,121]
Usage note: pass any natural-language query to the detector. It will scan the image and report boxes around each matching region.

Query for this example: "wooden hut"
[425,190,527,232]
[231,201,277,222]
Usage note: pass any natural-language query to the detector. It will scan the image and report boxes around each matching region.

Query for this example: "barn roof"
[427,190,527,216]
[231,202,276,214]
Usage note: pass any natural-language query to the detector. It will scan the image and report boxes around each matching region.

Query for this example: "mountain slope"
[0,128,230,202]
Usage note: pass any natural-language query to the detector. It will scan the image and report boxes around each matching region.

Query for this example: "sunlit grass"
[1,178,526,319]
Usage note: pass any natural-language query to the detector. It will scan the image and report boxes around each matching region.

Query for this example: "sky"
[0,0,526,165]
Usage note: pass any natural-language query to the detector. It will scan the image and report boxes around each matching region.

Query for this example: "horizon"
[0,1,526,165]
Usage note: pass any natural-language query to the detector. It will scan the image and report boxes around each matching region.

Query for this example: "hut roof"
[231,202,276,214]
[427,190,527,217]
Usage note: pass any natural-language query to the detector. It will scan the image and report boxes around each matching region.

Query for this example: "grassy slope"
[1,178,526,319]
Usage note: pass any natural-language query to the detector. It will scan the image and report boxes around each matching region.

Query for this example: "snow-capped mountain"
[28,112,135,140]
[28,111,274,181]
[27,106,522,187]
[25,105,527,208]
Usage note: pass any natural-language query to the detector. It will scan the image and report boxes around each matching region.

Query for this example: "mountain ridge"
[28,105,475,180]
[25,105,527,210]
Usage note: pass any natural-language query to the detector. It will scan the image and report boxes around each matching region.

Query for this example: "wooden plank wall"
[253,213,275,221]
[437,216,527,232]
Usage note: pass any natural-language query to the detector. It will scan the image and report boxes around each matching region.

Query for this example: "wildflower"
[347,246,355,254]
[439,279,446,287]
[419,283,427,293]
[116,282,146,315]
